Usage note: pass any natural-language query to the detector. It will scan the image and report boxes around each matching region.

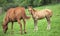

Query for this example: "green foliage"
[13,0,31,7]
[0,0,7,7]
[33,0,41,6]
[13,0,24,6]
[7,0,13,3]
[2,3,18,11]
[40,0,52,5]
[0,0,60,11]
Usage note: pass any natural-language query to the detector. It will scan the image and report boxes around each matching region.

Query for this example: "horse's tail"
[46,9,52,17]
[23,12,30,19]
[24,14,30,19]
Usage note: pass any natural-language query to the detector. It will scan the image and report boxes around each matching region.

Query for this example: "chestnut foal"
[2,7,30,34]
[28,6,52,31]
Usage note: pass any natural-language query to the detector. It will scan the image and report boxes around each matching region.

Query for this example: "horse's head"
[2,22,8,33]
[28,6,36,15]
[28,6,33,14]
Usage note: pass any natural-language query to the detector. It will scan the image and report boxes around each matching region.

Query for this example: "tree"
[0,0,7,7]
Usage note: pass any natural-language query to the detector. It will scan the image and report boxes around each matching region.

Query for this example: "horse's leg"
[17,19,23,34]
[34,19,38,32]
[46,17,51,30]
[23,18,26,34]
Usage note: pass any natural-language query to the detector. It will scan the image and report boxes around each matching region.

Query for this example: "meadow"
[0,4,60,36]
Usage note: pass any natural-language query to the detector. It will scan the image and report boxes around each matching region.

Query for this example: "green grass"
[0,4,60,36]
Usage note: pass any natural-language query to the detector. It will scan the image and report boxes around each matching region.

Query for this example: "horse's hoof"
[24,32,27,34]
[4,31,6,34]
[33,30,37,32]
[4,32,6,34]
[21,33,23,35]
[21,32,23,35]
[34,28,38,32]
[47,27,50,30]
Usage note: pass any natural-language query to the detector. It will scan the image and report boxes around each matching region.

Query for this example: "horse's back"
[15,7,30,19]
[14,7,25,18]
[35,9,52,18]
[45,9,52,17]
[6,8,16,21]
[39,9,52,17]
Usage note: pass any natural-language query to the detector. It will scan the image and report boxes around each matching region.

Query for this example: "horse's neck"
[31,9,36,17]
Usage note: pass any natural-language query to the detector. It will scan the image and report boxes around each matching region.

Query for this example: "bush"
[2,3,18,11]
[33,0,42,6]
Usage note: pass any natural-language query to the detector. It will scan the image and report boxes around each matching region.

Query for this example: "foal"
[28,6,52,31]
[2,7,30,34]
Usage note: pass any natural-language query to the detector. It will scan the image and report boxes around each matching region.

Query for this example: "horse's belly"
[9,17,16,22]
[38,14,45,18]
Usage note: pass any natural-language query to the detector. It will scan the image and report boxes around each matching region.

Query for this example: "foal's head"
[28,6,36,15]
[28,6,33,14]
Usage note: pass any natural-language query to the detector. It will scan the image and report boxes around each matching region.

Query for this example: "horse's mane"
[32,8,36,12]
[28,6,36,12]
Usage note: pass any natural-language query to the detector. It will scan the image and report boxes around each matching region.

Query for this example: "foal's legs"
[17,19,22,34]
[46,17,51,30]
[34,19,38,31]
[23,18,26,34]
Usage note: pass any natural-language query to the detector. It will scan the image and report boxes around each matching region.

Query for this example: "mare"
[2,7,30,34]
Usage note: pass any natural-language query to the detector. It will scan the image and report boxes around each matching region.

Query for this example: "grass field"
[0,4,60,36]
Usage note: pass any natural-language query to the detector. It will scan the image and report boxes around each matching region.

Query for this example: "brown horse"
[2,7,30,34]
[28,6,52,31]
